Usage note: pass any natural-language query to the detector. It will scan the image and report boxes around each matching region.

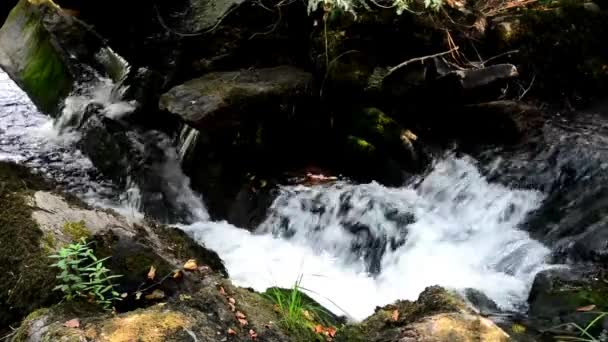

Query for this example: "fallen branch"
[385,46,460,79]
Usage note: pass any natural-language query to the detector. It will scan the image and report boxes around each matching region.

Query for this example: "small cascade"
[181,156,553,320]
[177,125,200,163]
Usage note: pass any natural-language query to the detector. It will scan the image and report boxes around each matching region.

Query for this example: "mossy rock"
[0,162,57,329]
[527,268,608,337]
[336,286,509,342]
[0,0,72,114]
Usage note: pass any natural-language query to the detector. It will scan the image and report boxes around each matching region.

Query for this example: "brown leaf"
[228,297,236,304]
[228,302,236,312]
[145,289,165,300]
[236,311,247,319]
[314,325,324,334]
[238,318,249,326]
[219,286,227,296]
[183,259,198,271]
[147,266,156,280]
[326,326,337,338]
[172,270,182,279]
[391,309,399,322]
[577,304,597,312]
[63,318,80,328]
[227,328,237,336]
[249,329,258,340]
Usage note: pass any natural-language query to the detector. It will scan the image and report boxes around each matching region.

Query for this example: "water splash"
[182,156,552,320]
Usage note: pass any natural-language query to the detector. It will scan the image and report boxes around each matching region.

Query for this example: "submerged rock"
[160,66,314,129]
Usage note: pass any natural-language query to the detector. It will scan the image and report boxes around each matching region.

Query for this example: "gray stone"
[159,66,313,129]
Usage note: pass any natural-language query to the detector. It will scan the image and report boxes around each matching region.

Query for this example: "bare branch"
[385,46,460,79]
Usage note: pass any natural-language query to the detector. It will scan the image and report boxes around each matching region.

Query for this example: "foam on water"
[181,156,552,320]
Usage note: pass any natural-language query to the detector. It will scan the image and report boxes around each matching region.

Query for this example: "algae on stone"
[0,0,72,114]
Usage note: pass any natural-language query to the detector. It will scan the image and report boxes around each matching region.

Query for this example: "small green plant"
[49,238,122,310]
[556,312,608,341]
[266,275,334,341]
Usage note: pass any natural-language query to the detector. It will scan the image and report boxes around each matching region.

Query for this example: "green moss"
[346,135,376,154]
[0,162,57,327]
[2,0,72,114]
[62,220,91,241]
[12,308,51,342]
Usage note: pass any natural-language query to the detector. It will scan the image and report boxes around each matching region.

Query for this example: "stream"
[0,70,556,321]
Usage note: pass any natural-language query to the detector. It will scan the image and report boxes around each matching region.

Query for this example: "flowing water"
[0,70,554,321]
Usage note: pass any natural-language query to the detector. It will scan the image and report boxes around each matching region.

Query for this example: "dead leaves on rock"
[577,304,597,312]
[63,318,80,328]
[314,325,337,339]
[183,259,198,271]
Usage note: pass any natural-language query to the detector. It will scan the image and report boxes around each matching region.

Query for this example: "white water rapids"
[0,71,553,321]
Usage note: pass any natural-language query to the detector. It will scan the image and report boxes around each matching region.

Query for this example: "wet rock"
[456,100,543,145]
[337,286,510,341]
[159,66,314,129]
[430,64,518,103]
[464,288,500,315]
[476,109,608,264]
[527,268,608,337]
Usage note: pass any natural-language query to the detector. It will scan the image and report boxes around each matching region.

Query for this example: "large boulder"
[0,0,129,115]
[0,0,72,114]
[159,66,314,129]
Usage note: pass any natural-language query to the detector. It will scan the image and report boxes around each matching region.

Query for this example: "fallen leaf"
[184,259,198,271]
[228,302,236,312]
[135,291,142,300]
[179,294,192,301]
[145,289,165,300]
[172,270,182,279]
[238,318,248,327]
[120,292,128,298]
[391,309,399,322]
[326,326,337,338]
[63,318,80,328]
[303,309,313,320]
[228,297,236,304]
[577,304,597,312]
[314,325,324,334]
[219,286,227,296]
[227,328,237,335]
[147,266,156,280]
[249,329,258,340]
[236,311,247,319]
